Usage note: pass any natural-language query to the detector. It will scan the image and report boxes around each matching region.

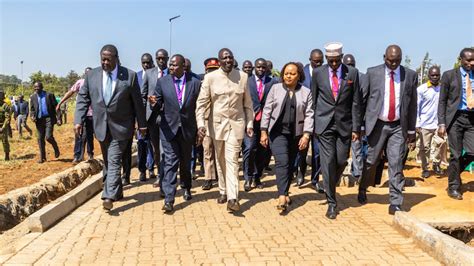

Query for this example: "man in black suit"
[312,42,362,219]
[298,49,325,193]
[438,47,474,200]
[242,58,278,191]
[74,44,146,211]
[142,49,169,192]
[30,81,60,163]
[358,45,418,215]
[149,54,201,212]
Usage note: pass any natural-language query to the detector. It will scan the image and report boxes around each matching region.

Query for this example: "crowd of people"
[1,44,473,220]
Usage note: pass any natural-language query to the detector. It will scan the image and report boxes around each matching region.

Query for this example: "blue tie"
[103,72,112,104]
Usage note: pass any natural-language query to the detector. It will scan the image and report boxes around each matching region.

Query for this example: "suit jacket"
[364,64,418,138]
[302,64,312,89]
[30,91,58,125]
[74,66,146,142]
[137,70,145,89]
[142,67,168,123]
[438,68,465,131]
[261,83,314,136]
[153,73,201,142]
[312,64,362,137]
[196,68,254,141]
[247,74,278,117]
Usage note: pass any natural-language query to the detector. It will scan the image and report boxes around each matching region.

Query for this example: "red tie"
[388,71,396,121]
[255,79,264,121]
[331,70,339,98]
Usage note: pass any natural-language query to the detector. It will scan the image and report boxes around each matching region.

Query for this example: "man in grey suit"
[312,42,362,219]
[142,49,169,191]
[358,45,418,215]
[74,44,147,211]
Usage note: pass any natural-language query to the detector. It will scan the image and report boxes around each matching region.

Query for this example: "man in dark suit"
[438,47,474,200]
[128,53,156,183]
[30,81,60,163]
[358,45,418,215]
[242,58,278,191]
[343,54,369,184]
[142,49,169,192]
[297,49,324,193]
[149,54,201,212]
[74,44,146,211]
[312,42,362,219]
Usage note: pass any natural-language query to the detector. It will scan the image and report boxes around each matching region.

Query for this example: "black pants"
[317,122,351,207]
[242,122,267,182]
[161,128,193,204]
[270,132,300,196]
[73,116,94,160]
[447,111,474,191]
[35,117,59,160]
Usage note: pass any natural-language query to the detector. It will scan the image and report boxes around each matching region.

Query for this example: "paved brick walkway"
[1,168,439,265]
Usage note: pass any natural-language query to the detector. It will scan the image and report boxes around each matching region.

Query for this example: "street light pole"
[20,60,24,93]
[169,15,181,55]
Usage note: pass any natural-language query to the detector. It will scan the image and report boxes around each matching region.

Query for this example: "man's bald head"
[384,44,402,70]
[342,54,356,67]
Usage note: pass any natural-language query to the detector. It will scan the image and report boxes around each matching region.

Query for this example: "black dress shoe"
[139,172,147,182]
[358,189,367,205]
[447,189,463,200]
[254,179,264,189]
[325,206,338,219]
[179,182,186,189]
[202,180,212,190]
[244,180,252,192]
[38,158,45,164]
[388,205,403,215]
[314,183,325,194]
[421,170,430,179]
[103,199,113,210]
[433,164,444,175]
[227,199,240,213]
[54,149,60,158]
[162,202,173,213]
[217,194,227,204]
[265,166,272,171]
[183,189,192,201]
[296,173,304,187]
[121,177,130,186]
[149,171,156,179]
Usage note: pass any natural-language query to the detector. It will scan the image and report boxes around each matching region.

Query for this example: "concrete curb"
[393,212,474,266]
[27,152,138,233]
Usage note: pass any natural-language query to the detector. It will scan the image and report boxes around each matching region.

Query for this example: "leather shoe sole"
[447,190,463,200]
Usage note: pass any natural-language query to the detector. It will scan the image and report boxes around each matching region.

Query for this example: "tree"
[416,52,434,84]
[403,55,411,69]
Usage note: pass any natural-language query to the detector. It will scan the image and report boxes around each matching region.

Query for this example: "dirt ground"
[0,112,100,195]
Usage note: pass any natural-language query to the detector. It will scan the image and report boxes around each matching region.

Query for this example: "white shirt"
[378,66,401,121]
[328,65,342,90]
[416,82,440,130]
[309,64,314,78]
[102,65,118,96]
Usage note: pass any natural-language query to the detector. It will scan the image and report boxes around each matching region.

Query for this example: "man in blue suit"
[242,58,278,191]
[297,49,325,193]
[149,54,201,213]
[134,53,156,181]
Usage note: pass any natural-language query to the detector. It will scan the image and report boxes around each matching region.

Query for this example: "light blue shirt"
[37,91,49,118]
[416,82,440,129]
[458,67,474,111]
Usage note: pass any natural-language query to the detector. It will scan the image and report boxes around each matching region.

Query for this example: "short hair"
[171,54,185,65]
[459,47,474,59]
[218,48,233,59]
[141,53,153,60]
[85,67,92,71]
[254,58,266,65]
[428,65,440,72]
[34,81,44,88]
[156,49,169,57]
[100,44,118,57]
[310,49,323,57]
[280,62,305,83]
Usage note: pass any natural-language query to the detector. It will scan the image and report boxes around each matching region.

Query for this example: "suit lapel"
[263,76,273,99]
[98,69,105,105]
[456,68,463,97]
[322,65,335,104]
[182,74,193,108]
[168,75,181,109]
[108,67,123,106]
[399,66,406,111]
[336,65,348,103]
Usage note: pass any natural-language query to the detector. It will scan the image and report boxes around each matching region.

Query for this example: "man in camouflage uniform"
[0,90,11,161]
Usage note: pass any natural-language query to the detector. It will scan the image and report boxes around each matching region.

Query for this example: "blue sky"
[1,0,473,81]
